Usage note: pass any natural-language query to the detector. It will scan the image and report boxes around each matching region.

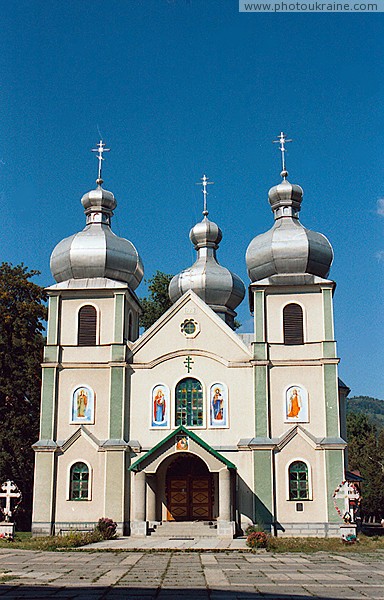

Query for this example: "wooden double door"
[167,475,212,521]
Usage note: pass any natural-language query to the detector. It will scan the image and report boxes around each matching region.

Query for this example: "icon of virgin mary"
[153,389,166,423]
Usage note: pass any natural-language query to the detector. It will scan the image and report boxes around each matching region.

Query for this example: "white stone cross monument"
[0,480,22,522]
[333,481,360,522]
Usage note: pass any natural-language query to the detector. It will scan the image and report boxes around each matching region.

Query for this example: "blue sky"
[0,1,383,398]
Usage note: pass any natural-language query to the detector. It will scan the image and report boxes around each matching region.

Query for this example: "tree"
[0,263,47,528]
[139,271,173,330]
[347,412,384,520]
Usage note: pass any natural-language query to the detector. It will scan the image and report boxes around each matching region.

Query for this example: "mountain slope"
[347,396,384,431]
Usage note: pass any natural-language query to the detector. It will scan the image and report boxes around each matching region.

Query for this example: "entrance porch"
[128,426,236,538]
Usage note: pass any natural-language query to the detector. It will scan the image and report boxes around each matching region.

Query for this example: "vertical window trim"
[67,460,92,501]
[77,303,99,346]
[283,302,305,345]
[286,459,312,501]
[175,377,205,429]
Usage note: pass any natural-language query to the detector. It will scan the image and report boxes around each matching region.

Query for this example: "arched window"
[78,305,97,346]
[175,378,204,427]
[70,462,89,500]
[283,303,304,345]
[289,461,309,500]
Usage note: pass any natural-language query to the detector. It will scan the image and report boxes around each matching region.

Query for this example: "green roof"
[129,426,237,472]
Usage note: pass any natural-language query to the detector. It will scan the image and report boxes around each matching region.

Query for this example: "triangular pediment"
[129,426,236,474]
[276,425,321,451]
[130,290,252,366]
[59,426,101,452]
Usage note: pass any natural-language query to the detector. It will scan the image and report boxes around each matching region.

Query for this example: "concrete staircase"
[149,521,217,538]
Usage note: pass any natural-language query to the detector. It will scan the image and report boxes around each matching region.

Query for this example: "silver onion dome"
[169,208,245,329]
[50,152,143,289]
[246,167,333,283]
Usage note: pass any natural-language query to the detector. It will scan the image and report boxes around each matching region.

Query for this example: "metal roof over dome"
[169,175,245,328]
[50,141,144,290]
[246,132,333,284]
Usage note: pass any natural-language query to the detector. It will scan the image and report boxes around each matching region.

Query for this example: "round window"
[180,319,199,337]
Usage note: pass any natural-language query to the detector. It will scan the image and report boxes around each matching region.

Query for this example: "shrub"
[246,531,268,549]
[96,517,117,540]
[245,524,264,535]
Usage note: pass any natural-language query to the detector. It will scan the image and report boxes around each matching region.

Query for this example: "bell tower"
[32,143,143,536]
[245,133,346,536]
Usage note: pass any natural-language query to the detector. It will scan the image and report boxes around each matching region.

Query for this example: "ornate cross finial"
[273,131,292,179]
[91,140,110,185]
[196,174,214,216]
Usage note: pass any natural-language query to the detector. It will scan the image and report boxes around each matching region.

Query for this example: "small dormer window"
[78,305,97,346]
[283,303,304,345]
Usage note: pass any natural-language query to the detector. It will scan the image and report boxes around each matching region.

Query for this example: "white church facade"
[32,137,348,538]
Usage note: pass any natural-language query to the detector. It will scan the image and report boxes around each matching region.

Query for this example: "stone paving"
[86,536,248,551]
[0,549,383,599]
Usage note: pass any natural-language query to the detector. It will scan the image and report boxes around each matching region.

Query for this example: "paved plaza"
[0,549,383,599]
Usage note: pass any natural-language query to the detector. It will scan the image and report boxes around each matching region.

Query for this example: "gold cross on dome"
[273,131,292,179]
[91,139,110,184]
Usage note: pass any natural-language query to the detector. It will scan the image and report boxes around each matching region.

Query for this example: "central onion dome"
[169,177,245,328]
[246,135,333,283]
[50,142,143,289]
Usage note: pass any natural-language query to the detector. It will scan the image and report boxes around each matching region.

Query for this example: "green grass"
[0,530,102,551]
[266,534,384,553]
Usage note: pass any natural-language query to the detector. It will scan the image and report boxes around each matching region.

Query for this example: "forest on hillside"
[347,396,384,431]
[347,396,384,520]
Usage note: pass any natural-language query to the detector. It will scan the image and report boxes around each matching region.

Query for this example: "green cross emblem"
[184,356,194,373]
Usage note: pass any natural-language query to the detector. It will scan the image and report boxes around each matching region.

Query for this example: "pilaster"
[109,366,125,439]
[40,367,58,440]
[31,451,56,536]
[113,292,125,343]
[253,450,273,531]
[325,449,345,523]
[47,294,60,346]
[252,289,269,438]
[104,450,126,535]
[322,287,340,438]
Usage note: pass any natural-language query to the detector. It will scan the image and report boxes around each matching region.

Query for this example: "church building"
[32,135,348,538]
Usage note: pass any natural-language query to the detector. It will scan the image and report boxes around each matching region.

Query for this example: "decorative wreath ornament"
[332,480,360,521]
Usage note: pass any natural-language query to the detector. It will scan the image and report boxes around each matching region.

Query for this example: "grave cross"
[0,480,21,522]
[334,481,360,522]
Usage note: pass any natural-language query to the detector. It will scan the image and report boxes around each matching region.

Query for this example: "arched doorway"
[166,454,213,521]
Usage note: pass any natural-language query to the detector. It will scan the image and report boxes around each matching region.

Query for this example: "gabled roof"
[238,425,347,452]
[33,427,130,453]
[130,289,251,357]
[129,426,237,472]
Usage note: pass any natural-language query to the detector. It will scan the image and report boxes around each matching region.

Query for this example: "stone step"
[150,521,217,538]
